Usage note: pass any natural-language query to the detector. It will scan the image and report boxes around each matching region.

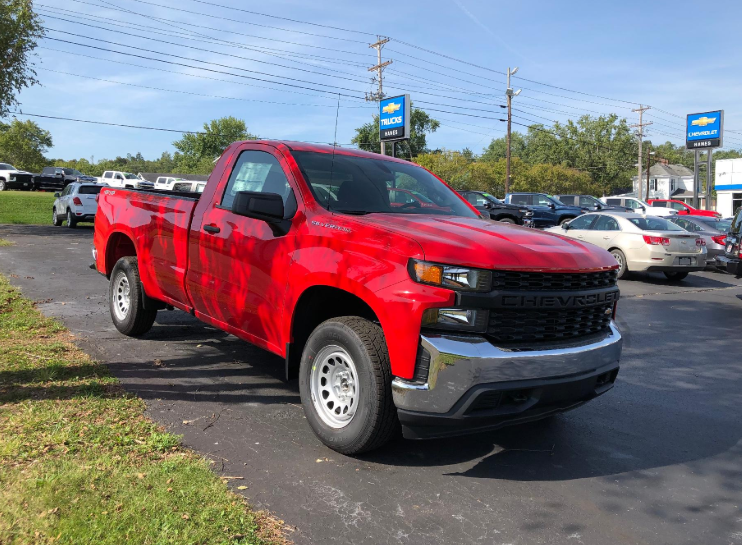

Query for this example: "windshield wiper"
[334,209,373,215]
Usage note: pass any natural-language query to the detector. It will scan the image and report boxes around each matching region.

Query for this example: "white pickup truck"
[602,196,678,217]
[101,171,154,190]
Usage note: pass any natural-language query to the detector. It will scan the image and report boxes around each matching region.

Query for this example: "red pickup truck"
[647,199,721,218]
[93,141,623,454]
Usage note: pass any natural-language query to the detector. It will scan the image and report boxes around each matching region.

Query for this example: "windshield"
[628,217,684,231]
[123,173,139,180]
[292,151,477,217]
[63,168,83,176]
[0,164,15,170]
[482,192,503,205]
[697,218,732,232]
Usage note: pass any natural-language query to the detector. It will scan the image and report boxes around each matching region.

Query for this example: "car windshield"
[123,173,139,180]
[63,168,83,175]
[697,218,732,232]
[0,164,14,170]
[292,151,477,217]
[628,217,684,231]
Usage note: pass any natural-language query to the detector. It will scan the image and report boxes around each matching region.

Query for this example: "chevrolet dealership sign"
[686,110,723,150]
[379,94,410,142]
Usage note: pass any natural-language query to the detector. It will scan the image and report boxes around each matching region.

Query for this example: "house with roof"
[630,163,700,204]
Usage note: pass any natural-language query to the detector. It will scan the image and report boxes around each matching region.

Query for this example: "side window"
[593,216,620,231]
[221,150,296,217]
[567,215,596,230]
[651,201,665,207]
[605,199,620,205]
[509,194,530,205]
[474,194,490,207]
[578,196,594,207]
[626,200,642,210]
[115,174,124,180]
[463,193,477,205]
[535,195,553,206]
[671,202,685,211]
[103,172,112,179]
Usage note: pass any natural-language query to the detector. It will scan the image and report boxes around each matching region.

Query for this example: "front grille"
[491,270,617,291]
[487,303,613,344]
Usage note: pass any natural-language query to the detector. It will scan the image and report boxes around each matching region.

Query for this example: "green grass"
[0,238,13,246]
[0,275,285,545]
[0,192,55,225]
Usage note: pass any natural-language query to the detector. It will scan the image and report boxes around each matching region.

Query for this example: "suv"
[52,182,103,227]
[718,209,742,277]
[602,197,677,217]
[504,192,584,226]
[458,190,533,225]
[35,166,97,191]
[555,194,631,213]
[647,199,721,218]
[101,171,155,190]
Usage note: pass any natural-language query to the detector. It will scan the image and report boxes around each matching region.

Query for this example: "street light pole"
[505,67,521,196]
[645,146,655,199]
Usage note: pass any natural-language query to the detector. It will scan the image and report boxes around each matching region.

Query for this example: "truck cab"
[457,190,533,225]
[101,171,154,190]
[504,192,584,226]
[555,194,631,213]
[648,199,721,218]
[602,197,678,217]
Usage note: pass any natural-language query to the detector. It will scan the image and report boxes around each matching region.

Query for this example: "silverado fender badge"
[311,220,352,234]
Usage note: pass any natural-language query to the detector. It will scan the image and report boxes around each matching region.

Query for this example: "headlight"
[9,176,15,182]
[421,308,488,333]
[521,209,533,216]
[408,259,492,292]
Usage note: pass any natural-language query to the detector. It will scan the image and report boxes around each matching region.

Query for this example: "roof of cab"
[232,140,412,164]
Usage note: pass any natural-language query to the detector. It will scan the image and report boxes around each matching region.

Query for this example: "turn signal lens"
[413,262,443,285]
[408,259,492,292]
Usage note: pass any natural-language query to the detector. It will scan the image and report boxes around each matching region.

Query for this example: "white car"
[546,212,706,280]
[154,176,185,191]
[602,196,677,216]
[101,170,154,190]
[52,182,103,228]
[0,162,35,191]
[171,180,207,193]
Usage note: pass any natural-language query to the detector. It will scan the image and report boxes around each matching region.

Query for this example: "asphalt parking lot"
[2,224,741,545]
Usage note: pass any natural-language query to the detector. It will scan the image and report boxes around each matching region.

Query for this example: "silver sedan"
[667,216,729,267]
[546,212,707,281]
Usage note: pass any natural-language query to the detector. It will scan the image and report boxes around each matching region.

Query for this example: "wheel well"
[287,286,379,377]
[494,214,517,221]
[105,233,137,276]
[559,215,576,223]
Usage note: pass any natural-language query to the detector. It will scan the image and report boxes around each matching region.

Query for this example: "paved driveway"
[2,224,741,545]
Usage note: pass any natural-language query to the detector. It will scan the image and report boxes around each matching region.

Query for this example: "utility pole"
[631,105,652,201]
[366,36,392,156]
[505,67,521,196]
[645,144,655,199]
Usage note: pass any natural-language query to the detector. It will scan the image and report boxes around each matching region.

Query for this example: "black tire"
[664,271,688,282]
[497,217,516,224]
[66,209,77,228]
[109,256,158,337]
[610,248,628,279]
[558,216,575,226]
[52,207,63,226]
[299,317,398,454]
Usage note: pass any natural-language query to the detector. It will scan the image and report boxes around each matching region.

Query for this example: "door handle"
[203,225,221,234]
[603,236,611,240]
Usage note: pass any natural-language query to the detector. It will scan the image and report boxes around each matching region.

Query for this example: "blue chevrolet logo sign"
[686,111,722,141]
[380,97,405,130]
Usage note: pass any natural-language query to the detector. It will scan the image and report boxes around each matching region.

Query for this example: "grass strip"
[0,192,56,225]
[0,274,285,544]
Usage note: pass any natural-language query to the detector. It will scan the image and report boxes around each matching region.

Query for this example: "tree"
[480,132,529,163]
[351,108,440,158]
[0,0,44,117]
[0,119,52,171]
[173,117,257,173]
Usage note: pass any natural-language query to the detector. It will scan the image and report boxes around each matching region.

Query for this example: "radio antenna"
[328,93,340,211]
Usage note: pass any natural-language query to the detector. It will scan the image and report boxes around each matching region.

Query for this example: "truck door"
[186,146,299,353]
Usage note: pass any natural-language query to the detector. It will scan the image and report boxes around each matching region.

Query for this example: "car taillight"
[711,235,726,245]
[643,235,670,246]
[696,238,706,247]
[73,197,83,206]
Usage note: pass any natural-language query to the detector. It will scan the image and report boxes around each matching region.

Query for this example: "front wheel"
[0,179,5,191]
[299,317,398,454]
[109,256,158,336]
[558,216,574,226]
[664,271,688,282]
[610,248,628,279]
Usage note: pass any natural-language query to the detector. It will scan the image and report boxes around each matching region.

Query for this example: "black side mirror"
[548,202,556,209]
[561,223,569,230]
[483,202,494,209]
[593,203,601,209]
[232,191,284,223]
[54,192,60,198]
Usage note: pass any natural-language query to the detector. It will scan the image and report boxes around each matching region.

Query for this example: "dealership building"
[714,158,742,217]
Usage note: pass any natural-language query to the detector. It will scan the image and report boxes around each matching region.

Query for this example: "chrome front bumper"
[392,322,622,415]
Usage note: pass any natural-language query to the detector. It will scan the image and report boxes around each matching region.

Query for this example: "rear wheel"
[52,207,63,226]
[610,248,628,279]
[498,217,516,224]
[66,209,77,228]
[558,216,575,225]
[299,317,398,454]
[664,271,688,281]
[109,256,158,336]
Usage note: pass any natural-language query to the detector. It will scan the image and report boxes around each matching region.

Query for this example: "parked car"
[52,182,103,227]
[647,199,721,219]
[667,216,727,267]
[692,216,733,233]
[602,197,678,217]
[547,212,706,280]
[0,163,35,191]
[93,140,623,454]
[555,194,632,213]
[716,209,742,277]
[171,180,207,193]
[388,188,448,212]
[34,166,97,192]
[457,190,533,226]
[504,192,584,226]
[101,171,154,190]
[154,176,185,191]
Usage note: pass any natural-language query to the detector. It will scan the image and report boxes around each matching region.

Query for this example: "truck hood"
[353,213,618,271]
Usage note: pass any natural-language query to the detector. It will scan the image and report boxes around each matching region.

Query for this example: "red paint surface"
[647,199,721,218]
[94,140,618,379]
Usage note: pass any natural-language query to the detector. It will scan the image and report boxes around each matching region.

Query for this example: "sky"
[13,0,742,161]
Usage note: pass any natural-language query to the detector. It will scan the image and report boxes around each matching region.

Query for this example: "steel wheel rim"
[310,345,359,429]
[112,272,131,321]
